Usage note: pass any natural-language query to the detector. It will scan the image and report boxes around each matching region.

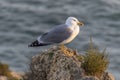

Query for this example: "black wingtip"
[28,40,49,47]
[28,40,41,47]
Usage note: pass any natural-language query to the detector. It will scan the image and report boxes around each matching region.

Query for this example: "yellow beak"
[77,21,84,26]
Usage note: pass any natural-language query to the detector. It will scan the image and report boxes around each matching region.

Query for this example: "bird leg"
[58,44,74,57]
[59,44,65,49]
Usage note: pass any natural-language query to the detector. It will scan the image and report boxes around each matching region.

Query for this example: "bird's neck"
[66,24,79,31]
[66,22,72,26]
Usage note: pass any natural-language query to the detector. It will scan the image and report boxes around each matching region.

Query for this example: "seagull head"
[65,17,84,27]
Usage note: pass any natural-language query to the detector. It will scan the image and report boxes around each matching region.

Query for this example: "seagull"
[29,17,84,47]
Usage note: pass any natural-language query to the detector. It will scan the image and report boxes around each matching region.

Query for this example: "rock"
[27,46,84,80]
[0,72,23,80]
[25,46,115,80]
[0,76,7,80]
[81,76,99,80]
[101,72,115,80]
[11,71,23,80]
[0,62,23,80]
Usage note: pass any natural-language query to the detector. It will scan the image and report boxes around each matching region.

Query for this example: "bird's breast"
[73,26,80,36]
[60,26,80,44]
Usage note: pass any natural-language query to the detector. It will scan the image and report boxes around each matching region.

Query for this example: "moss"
[0,62,20,80]
[81,38,109,78]
[48,52,54,59]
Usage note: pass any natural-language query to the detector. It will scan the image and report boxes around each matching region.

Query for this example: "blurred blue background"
[0,0,120,79]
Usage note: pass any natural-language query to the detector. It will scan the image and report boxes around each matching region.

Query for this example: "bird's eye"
[73,19,76,21]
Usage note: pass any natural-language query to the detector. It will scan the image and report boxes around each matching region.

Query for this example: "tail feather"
[28,40,49,47]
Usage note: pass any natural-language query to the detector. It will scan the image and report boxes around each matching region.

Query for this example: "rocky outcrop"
[25,46,115,80]
[0,72,23,80]
[0,76,7,80]
[28,46,83,80]
[101,72,115,80]
[0,62,23,80]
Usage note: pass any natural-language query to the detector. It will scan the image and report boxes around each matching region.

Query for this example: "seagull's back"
[39,24,73,43]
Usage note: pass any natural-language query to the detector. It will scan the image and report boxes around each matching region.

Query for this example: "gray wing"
[39,24,73,43]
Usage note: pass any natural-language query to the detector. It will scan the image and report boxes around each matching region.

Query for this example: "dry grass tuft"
[82,38,109,78]
[76,55,84,62]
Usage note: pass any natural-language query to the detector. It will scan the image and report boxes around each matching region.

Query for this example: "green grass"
[81,38,109,78]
